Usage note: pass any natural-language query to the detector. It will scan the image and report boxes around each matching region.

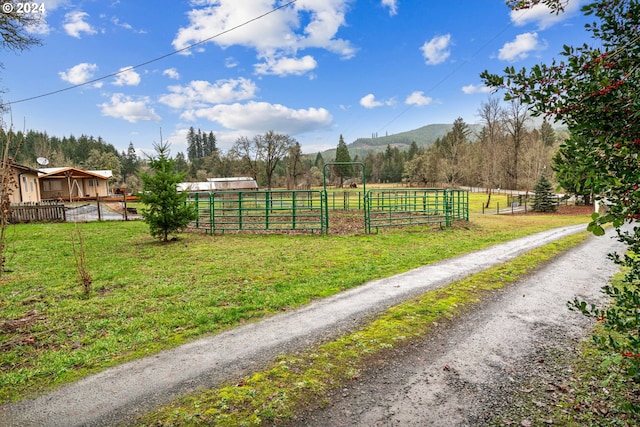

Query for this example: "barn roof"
[177,177,258,192]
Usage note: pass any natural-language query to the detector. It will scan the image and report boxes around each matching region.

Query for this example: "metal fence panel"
[186,190,326,234]
[364,188,468,233]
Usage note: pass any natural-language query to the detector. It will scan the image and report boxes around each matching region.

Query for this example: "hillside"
[317,123,483,160]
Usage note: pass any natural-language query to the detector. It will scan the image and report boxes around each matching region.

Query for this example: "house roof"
[11,163,41,174]
[38,167,112,180]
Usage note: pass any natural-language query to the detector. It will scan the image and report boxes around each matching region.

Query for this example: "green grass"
[0,213,589,403]
[138,231,589,426]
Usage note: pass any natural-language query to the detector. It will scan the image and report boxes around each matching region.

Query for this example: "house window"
[30,181,34,192]
[43,180,62,192]
[22,176,28,192]
[88,179,95,187]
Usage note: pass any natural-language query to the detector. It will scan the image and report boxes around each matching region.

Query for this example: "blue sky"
[2,0,591,157]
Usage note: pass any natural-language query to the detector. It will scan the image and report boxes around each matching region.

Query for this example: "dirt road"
[0,224,624,426]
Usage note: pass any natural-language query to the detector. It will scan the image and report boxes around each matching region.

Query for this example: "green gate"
[322,161,366,234]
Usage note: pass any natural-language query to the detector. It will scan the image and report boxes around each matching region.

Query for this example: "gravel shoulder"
[0,224,622,426]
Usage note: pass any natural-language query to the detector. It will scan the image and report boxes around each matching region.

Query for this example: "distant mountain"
[316,123,483,160]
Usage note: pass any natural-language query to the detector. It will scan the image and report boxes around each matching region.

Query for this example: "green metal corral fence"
[186,190,326,234]
[186,188,468,235]
[364,188,468,233]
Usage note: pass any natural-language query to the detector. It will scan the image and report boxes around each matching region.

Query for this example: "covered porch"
[39,167,112,201]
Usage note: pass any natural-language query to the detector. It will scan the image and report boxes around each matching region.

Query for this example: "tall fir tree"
[203,131,217,157]
[186,127,198,162]
[121,142,139,184]
[334,134,353,187]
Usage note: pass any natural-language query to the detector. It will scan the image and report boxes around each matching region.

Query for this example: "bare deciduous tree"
[0,125,22,275]
[504,100,530,189]
[477,97,507,207]
[231,131,296,189]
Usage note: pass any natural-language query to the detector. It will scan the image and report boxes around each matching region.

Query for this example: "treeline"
[2,129,122,171]
[2,98,570,195]
[402,99,563,192]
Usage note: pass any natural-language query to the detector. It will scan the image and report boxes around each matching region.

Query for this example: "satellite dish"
[36,157,49,167]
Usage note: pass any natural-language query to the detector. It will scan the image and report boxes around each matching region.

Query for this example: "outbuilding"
[177,177,258,192]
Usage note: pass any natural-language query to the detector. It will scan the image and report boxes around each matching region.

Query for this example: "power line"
[5,0,298,106]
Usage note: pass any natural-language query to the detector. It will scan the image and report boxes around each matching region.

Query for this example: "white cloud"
[111,17,146,34]
[461,84,492,95]
[360,93,395,109]
[421,34,451,65]
[58,62,98,85]
[381,0,398,16]
[63,11,97,38]
[405,91,432,106]
[181,101,332,135]
[113,67,141,86]
[498,32,545,61]
[159,78,258,109]
[162,68,180,80]
[171,0,356,73]
[360,94,382,109]
[99,93,160,123]
[510,0,581,30]
[254,55,318,76]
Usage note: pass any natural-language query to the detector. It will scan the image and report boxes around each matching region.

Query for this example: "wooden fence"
[10,202,66,223]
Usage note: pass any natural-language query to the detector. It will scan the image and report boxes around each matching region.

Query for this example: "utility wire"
[6,0,298,106]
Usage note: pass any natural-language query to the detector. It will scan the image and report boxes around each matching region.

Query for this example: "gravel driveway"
[294,227,625,426]
[0,224,624,426]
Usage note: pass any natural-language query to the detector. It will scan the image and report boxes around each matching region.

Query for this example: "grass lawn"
[0,211,590,403]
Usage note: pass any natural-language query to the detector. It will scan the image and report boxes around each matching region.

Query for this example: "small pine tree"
[139,142,196,242]
[532,173,557,213]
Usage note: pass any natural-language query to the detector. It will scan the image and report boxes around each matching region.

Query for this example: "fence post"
[209,193,214,234]
[238,192,243,230]
[322,190,329,234]
[265,191,270,230]
[122,193,128,221]
[444,189,451,227]
[194,193,199,228]
[364,190,370,234]
[96,196,102,221]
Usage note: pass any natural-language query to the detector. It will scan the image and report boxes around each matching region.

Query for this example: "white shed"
[177,177,258,192]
